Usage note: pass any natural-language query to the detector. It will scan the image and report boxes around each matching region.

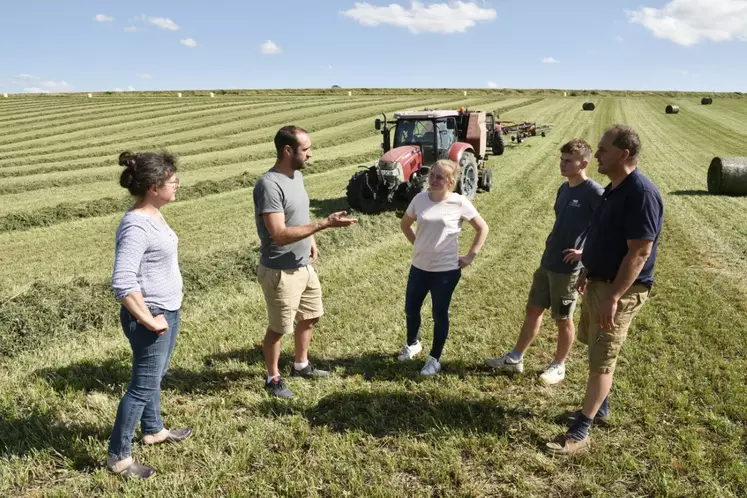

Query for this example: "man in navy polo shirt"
[547,124,664,456]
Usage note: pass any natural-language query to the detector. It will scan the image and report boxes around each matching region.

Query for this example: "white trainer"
[397,340,423,361]
[420,356,441,376]
[484,353,524,373]
[540,361,566,385]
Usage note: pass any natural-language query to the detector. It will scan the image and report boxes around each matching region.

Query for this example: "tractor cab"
[391,111,459,166]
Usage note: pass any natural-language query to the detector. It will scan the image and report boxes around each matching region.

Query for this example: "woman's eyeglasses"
[164,178,180,188]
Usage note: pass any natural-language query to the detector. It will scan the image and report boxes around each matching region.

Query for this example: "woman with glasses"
[398,159,489,375]
[108,151,191,478]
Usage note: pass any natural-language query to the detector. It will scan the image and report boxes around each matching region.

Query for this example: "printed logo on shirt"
[569,199,581,208]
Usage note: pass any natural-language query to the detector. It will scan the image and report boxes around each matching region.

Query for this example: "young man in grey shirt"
[253,125,357,398]
[485,139,604,384]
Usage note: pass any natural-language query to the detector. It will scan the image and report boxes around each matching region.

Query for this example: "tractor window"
[394,120,434,147]
[436,119,457,153]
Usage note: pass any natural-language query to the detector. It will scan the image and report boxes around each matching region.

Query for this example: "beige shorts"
[257,264,324,335]
[577,280,650,374]
[527,267,581,320]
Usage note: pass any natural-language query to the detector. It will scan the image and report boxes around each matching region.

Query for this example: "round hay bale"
[701,97,713,105]
[665,104,680,114]
[582,102,595,111]
[708,157,747,195]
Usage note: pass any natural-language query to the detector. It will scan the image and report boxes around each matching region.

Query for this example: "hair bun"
[118,151,137,170]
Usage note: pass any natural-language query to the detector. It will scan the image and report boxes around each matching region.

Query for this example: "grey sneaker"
[540,361,566,385]
[290,363,330,378]
[420,355,441,376]
[265,376,294,398]
[485,353,524,373]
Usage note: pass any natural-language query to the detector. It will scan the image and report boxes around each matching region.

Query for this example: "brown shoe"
[545,434,591,456]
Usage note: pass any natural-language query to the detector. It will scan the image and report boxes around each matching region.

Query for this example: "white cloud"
[148,17,180,31]
[137,73,152,79]
[124,26,138,32]
[113,88,124,92]
[127,86,136,91]
[542,57,559,63]
[94,14,114,22]
[616,35,624,41]
[261,40,282,54]
[13,74,72,91]
[329,65,334,69]
[627,0,747,46]
[342,1,496,34]
[487,81,499,88]
[180,38,197,47]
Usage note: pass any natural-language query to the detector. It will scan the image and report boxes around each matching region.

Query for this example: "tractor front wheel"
[346,168,381,214]
[479,168,493,192]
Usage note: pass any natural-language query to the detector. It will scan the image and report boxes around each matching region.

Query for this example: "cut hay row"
[0,95,431,167]
[0,98,301,143]
[0,96,381,153]
[0,94,525,179]
[0,96,527,214]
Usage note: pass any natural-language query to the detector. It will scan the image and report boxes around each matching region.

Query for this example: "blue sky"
[1,0,746,94]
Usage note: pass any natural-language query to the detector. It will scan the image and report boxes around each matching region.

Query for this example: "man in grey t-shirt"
[486,139,604,384]
[253,125,357,398]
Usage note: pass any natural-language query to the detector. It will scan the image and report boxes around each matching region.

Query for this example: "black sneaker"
[558,409,611,428]
[265,376,293,398]
[290,363,330,378]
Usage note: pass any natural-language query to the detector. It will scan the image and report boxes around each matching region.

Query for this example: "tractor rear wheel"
[491,131,505,156]
[456,153,478,200]
[346,168,381,214]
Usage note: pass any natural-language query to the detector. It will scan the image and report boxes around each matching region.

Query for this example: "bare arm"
[459,215,489,267]
[597,239,653,328]
[401,213,417,244]
[263,211,357,247]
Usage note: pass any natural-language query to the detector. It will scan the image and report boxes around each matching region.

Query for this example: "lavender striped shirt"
[111,210,183,311]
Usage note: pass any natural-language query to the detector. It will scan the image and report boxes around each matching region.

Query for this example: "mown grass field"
[1,92,746,497]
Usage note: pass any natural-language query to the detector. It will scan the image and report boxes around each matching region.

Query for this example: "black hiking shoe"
[290,363,330,378]
[265,376,293,398]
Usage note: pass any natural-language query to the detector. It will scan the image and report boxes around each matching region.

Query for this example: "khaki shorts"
[577,280,650,374]
[257,264,324,335]
[527,267,581,320]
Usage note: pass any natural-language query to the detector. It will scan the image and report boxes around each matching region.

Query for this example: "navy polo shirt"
[581,168,664,288]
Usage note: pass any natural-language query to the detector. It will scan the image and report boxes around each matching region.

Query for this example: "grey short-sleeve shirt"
[253,168,311,269]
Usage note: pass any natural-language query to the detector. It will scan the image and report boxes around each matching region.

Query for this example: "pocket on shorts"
[259,266,284,294]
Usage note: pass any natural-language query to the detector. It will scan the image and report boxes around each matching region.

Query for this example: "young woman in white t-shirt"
[399,159,489,375]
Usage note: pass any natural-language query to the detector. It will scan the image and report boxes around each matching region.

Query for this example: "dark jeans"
[405,265,461,360]
[108,306,180,460]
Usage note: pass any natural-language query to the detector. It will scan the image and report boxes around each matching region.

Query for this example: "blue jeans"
[405,265,461,360]
[108,306,180,460]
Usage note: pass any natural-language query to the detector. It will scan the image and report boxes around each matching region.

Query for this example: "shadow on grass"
[669,189,711,196]
[35,357,252,395]
[309,197,353,218]
[257,390,532,437]
[0,406,107,470]
[205,345,502,382]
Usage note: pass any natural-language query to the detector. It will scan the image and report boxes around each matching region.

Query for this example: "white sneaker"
[484,353,524,373]
[540,361,566,385]
[397,341,423,361]
[420,356,441,376]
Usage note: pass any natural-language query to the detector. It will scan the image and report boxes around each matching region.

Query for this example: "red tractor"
[346,107,505,213]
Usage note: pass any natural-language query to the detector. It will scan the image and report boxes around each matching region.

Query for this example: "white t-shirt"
[406,192,479,272]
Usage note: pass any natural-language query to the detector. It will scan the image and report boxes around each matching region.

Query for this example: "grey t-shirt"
[541,178,605,274]
[253,168,311,269]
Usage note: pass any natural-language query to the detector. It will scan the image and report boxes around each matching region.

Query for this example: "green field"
[1,92,746,497]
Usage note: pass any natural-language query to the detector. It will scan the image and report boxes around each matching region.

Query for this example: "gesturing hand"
[324,211,358,228]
